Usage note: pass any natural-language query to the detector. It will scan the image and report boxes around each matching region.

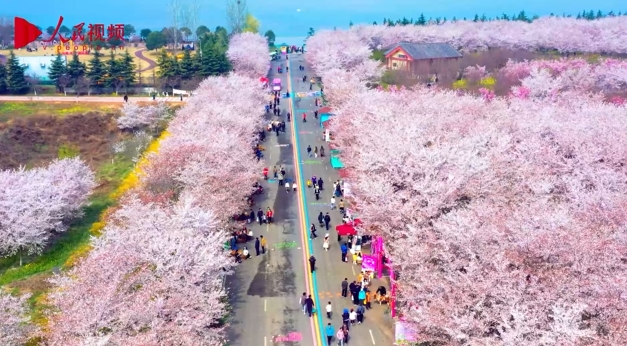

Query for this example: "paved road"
[225,57,317,346]
[134,48,158,73]
[286,54,396,345]
[0,96,184,103]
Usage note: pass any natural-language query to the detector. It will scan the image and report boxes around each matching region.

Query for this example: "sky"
[3,0,625,45]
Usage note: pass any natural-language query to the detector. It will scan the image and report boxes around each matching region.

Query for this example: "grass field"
[0,102,120,121]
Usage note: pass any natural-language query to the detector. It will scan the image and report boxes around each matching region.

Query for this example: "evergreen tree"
[66,51,86,82]
[86,50,106,87]
[104,50,121,87]
[156,50,178,78]
[473,14,480,22]
[5,51,28,94]
[118,50,136,86]
[179,49,195,79]
[48,52,67,87]
[417,13,426,25]
[197,48,220,77]
[0,63,7,94]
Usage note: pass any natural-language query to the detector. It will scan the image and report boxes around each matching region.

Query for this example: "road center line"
[369,329,376,344]
[264,299,267,312]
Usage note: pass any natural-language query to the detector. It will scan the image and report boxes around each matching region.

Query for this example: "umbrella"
[336,223,356,236]
[319,106,333,114]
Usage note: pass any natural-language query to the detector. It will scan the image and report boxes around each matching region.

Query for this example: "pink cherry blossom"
[322,85,627,344]
[0,291,38,343]
[46,194,233,346]
[0,158,96,258]
[227,32,271,78]
[117,101,170,130]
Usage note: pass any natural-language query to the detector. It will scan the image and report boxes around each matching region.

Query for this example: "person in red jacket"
[266,207,274,223]
[303,112,307,122]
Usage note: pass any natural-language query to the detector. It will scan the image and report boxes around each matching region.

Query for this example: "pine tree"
[179,49,195,79]
[66,51,86,82]
[197,48,220,77]
[5,51,28,94]
[0,63,7,94]
[156,50,179,79]
[417,13,426,25]
[104,50,121,87]
[86,50,106,87]
[118,50,136,86]
[48,53,67,90]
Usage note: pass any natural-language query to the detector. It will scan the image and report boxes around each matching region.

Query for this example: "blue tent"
[330,155,344,169]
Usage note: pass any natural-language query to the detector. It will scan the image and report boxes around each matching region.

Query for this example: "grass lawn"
[0,102,120,121]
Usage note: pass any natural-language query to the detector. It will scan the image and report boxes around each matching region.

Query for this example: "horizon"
[2,0,626,45]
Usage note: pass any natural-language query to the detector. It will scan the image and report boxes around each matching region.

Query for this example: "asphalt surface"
[225,56,316,346]
[226,53,395,346]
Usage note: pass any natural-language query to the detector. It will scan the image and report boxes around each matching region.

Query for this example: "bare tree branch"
[226,0,248,34]
[170,0,182,51]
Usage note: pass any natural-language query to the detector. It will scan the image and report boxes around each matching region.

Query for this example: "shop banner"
[361,254,376,271]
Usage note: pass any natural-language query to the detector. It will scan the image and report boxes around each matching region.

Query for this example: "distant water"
[274,36,308,46]
[17,56,62,81]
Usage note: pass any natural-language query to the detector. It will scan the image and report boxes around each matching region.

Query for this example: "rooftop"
[385,42,462,60]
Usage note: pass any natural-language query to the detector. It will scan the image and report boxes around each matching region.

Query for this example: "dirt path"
[134,49,157,73]
[0,96,184,103]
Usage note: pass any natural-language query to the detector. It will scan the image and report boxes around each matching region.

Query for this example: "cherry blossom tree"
[350,16,627,54]
[46,194,233,346]
[0,291,38,345]
[0,158,96,263]
[140,75,264,216]
[227,32,271,78]
[326,86,627,345]
[117,101,170,130]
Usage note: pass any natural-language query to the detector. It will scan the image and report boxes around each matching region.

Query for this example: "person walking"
[318,212,325,227]
[273,165,278,178]
[323,234,330,251]
[310,223,318,239]
[287,112,291,121]
[324,212,331,231]
[305,294,315,317]
[336,328,345,346]
[356,304,365,324]
[303,112,307,122]
[266,208,273,223]
[318,177,324,190]
[300,292,307,314]
[331,196,336,210]
[254,237,260,256]
[314,146,318,158]
[260,235,267,254]
[285,182,290,192]
[342,325,349,344]
[307,145,312,157]
[341,278,349,297]
[257,208,264,225]
[358,288,366,305]
[314,186,320,200]
[249,209,255,223]
[341,308,350,330]
[320,145,325,157]
[349,309,357,325]
[341,243,348,262]
[326,301,332,319]
[278,172,284,186]
[309,255,316,273]
[293,182,297,192]
[325,323,334,345]
[314,109,319,119]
